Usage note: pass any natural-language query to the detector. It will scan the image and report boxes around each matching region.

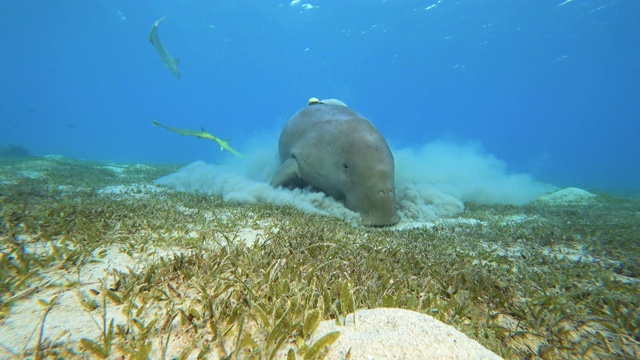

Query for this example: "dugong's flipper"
[270,158,301,188]
[149,17,181,79]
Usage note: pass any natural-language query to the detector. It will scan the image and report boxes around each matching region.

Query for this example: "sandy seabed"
[0,157,638,359]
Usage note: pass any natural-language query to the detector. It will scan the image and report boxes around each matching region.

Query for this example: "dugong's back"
[278,104,376,161]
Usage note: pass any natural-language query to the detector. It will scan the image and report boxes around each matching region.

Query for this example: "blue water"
[1,0,638,192]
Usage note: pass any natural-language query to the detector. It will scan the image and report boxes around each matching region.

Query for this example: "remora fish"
[149,17,180,79]
[152,119,244,157]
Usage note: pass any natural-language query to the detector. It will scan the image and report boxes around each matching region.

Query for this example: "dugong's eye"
[342,163,349,170]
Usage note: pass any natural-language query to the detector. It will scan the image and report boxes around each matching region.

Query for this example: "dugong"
[270,99,399,226]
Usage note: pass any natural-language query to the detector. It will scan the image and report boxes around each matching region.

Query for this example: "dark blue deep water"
[1,0,638,193]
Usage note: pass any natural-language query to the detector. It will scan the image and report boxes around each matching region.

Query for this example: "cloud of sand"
[155,135,552,226]
[393,140,553,222]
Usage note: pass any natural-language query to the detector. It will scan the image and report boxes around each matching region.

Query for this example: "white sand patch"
[215,220,278,248]
[101,165,127,174]
[309,308,502,359]
[163,205,275,247]
[174,205,218,223]
[100,163,153,175]
[0,241,202,357]
[234,226,274,247]
[0,288,128,356]
[501,214,538,225]
[538,187,596,204]
[0,219,278,359]
[0,246,137,356]
[479,241,638,285]
[43,155,66,160]
[611,273,640,285]
[391,220,437,230]
[391,217,484,230]
[56,185,80,193]
[42,155,66,161]
[97,183,167,198]
[541,244,639,284]
[18,170,45,179]
[175,205,200,216]
[0,178,16,186]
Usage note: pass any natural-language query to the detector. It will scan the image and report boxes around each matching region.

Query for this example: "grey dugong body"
[270,101,399,226]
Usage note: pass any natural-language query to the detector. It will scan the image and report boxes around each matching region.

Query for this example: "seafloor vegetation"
[0,156,638,359]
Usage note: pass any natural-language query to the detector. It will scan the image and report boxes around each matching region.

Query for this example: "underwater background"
[1,2,640,358]
[1,0,639,193]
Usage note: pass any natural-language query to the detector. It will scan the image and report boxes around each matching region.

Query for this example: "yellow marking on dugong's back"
[152,119,243,157]
[149,17,180,79]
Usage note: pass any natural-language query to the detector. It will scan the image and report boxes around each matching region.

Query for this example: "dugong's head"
[335,125,399,226]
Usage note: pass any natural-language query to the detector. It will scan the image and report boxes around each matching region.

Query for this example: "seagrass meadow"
[0,156,638,359]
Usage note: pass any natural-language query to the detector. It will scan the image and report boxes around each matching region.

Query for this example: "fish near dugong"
[149,17,180,79]
[270,98,399,226]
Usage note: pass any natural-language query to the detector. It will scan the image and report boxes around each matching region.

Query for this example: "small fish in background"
[148,17,181,79]
[152,119,243,157]
[116,9,126,22]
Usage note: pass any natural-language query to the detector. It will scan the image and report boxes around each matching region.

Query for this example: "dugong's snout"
[355,187,400,227]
